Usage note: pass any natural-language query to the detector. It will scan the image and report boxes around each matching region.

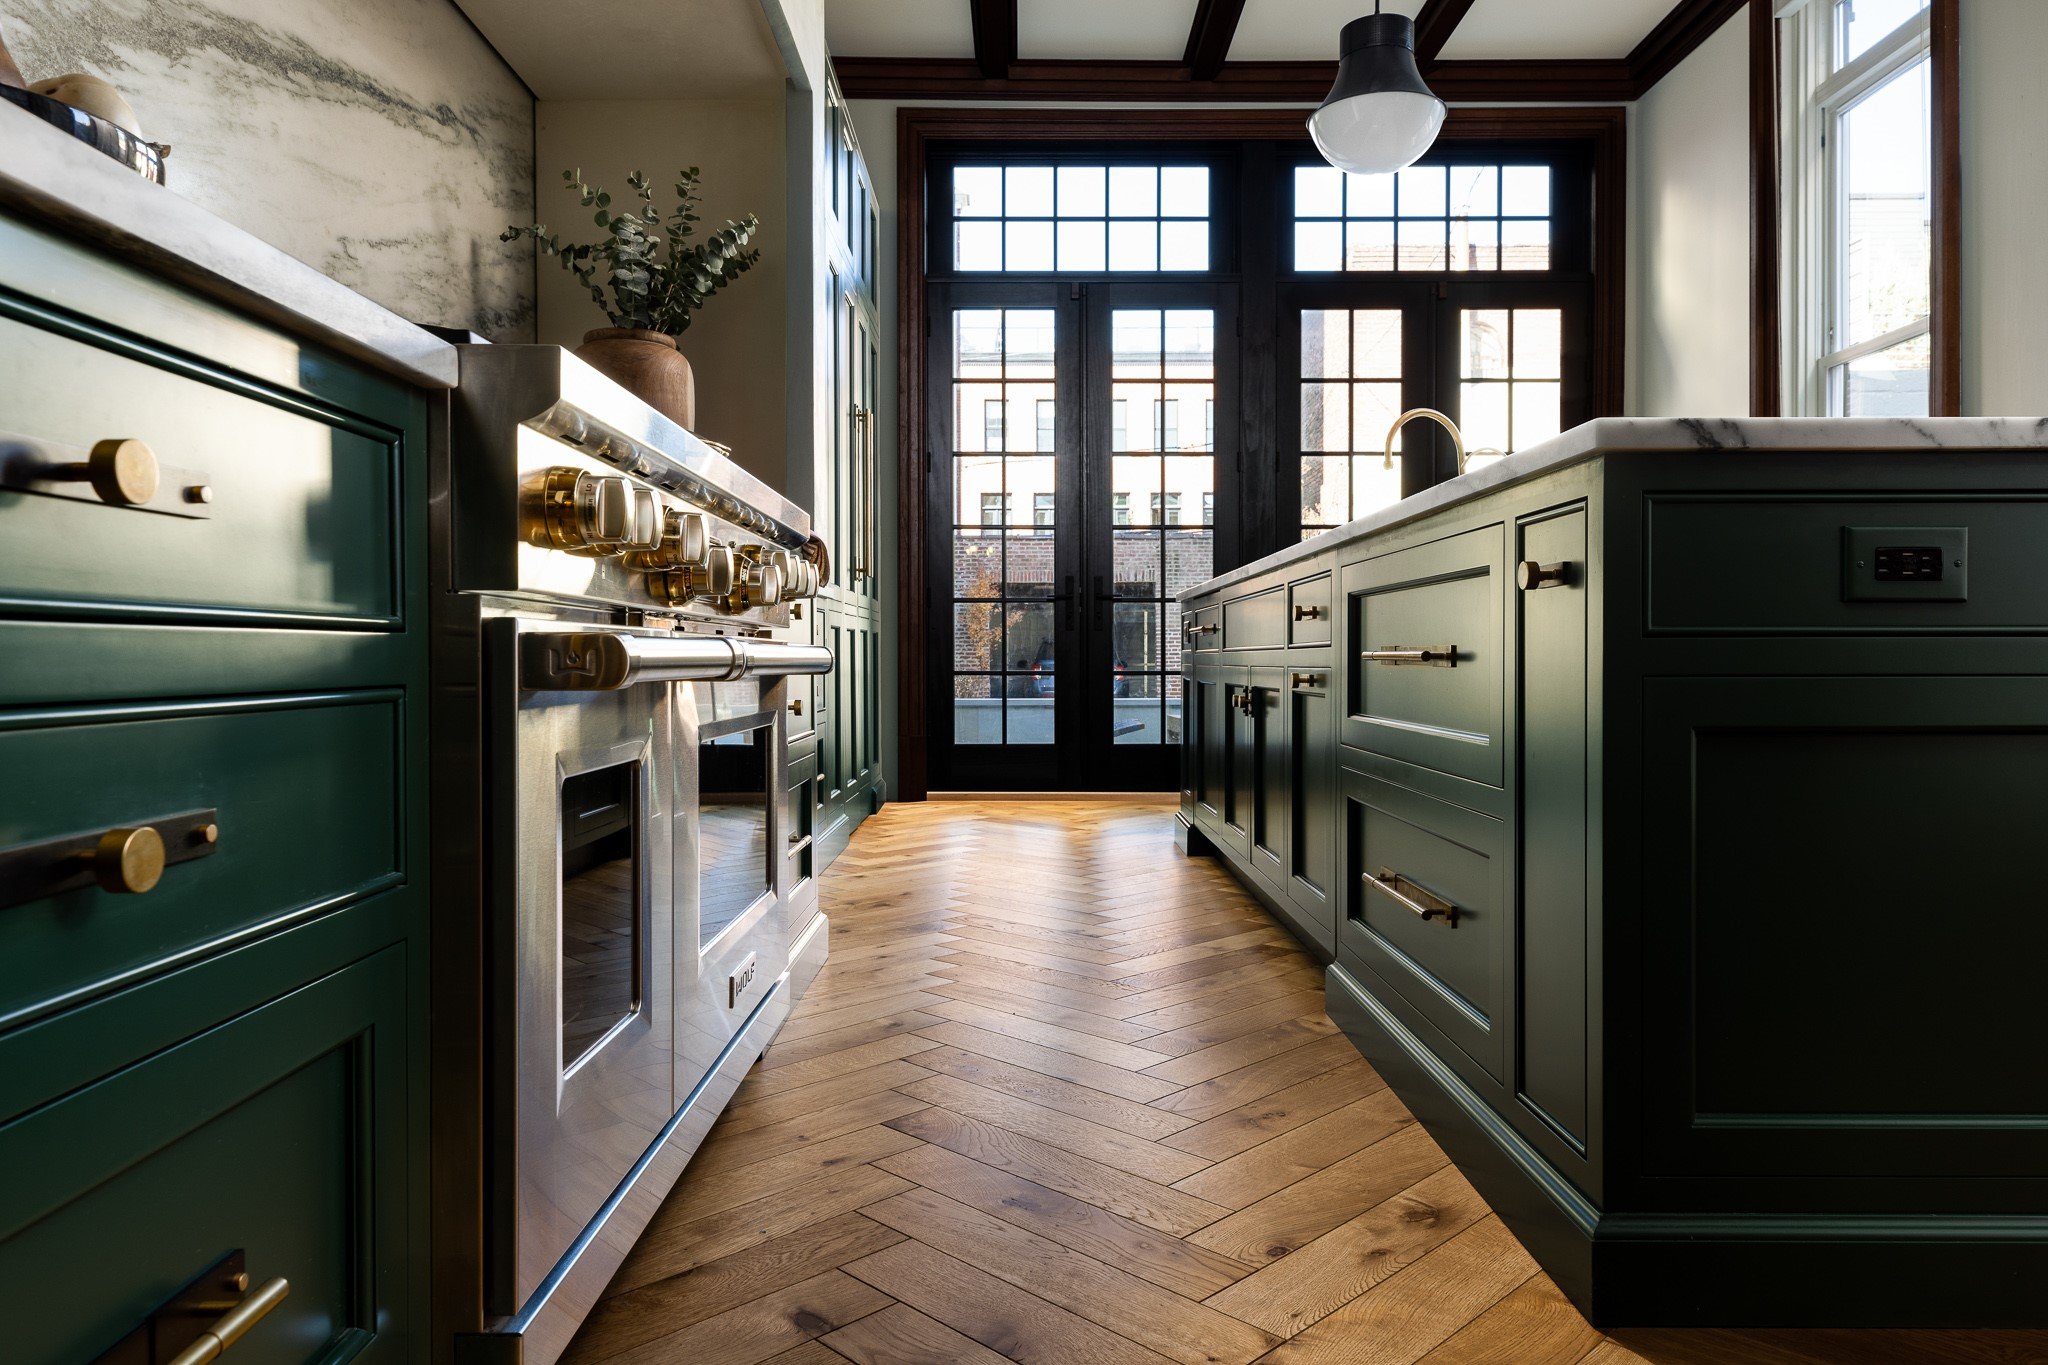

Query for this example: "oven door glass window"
[560,759,643,1070]
[699,682,774,946]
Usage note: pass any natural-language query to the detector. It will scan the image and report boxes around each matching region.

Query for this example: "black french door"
[925,281,1239,791]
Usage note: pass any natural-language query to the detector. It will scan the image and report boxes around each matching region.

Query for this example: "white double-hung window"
[1781,0,1933,415]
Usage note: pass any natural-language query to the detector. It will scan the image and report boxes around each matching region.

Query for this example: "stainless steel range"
[428,346,832,1364]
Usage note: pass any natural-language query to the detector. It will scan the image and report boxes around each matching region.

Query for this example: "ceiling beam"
[1626,0,1748,94]
[1412,0,1481,65]
[1183,0,1249,82]
[832,55,1636,103]
[969,0,1017,81]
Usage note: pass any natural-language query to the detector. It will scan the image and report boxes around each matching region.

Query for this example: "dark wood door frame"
[894,105,1627,799]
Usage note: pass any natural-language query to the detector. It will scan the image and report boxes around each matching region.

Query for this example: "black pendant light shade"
[1308,12,1448,176]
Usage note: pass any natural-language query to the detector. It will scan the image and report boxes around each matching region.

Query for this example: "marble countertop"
[1185,416,2048,600]
[0,111,457,388]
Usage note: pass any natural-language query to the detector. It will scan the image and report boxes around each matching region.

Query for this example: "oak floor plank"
[897,1071,1211,1184]
[586,1270,889,1365]
[841,1238,1176,1364]
[657,1123,926,1223]
[912,1019,1181,1102]
[685,1089,930,1179]
[921,995,1178,1071]
[910,1043,1197,1140]
[1136,988,1330,1056]
[1169,1087,1415,1208]
[922,976,1167,1045]
[1148,1033,1361,1120]
[873,1142,1257,1300]
[731,1033,942,1100]
[1139,1014,1340,1086]
[861,1186,1281,1365]
[1412,1275,1604,1364]
[885,1105,1231,1237]
[771,988,950,1042]
[566,1211,903,1363]
[1202,1165,1490,1337]
[1187,1123,1450,1265]
[717,1058,937,1137]
[934,949,1140,999]
[756,1007,949,1070]
[1158,1060,1386,1161]
[822,1303,1011,1365]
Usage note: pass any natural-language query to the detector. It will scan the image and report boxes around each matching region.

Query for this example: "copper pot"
[573,328,695,430]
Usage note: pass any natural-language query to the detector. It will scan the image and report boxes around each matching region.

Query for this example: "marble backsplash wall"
[3,0,536,339]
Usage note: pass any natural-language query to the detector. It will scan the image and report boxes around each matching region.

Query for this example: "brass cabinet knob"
[1517,559,1573,591]
[92,825,166,894]
[790,697,804,716]
[60,438,161,507]
[1292,604,1322,621]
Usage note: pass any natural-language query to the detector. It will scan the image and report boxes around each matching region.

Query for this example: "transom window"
[1293,164,1551,273]
[952,164,1211,272]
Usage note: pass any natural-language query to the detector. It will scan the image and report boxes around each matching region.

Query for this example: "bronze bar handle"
[1517,560,1573,591]
[1292,604,1322,621]
[1290,672,1323,689]
[1361,645,1457,667]
[165,1276,290,1365]
[1363,868,1458,926]
[1186,623,1219,638]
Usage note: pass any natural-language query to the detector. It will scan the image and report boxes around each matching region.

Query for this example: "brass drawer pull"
[1361,644,1457,667]
[790,697,804,716]
[1292,604,1323,621]
[0,808,221,911]
[1185,622,1219,638]
[1290,672,1324,689]
[166,1276,290,1365]
[0,428,213,519]
[1363,867,1458,926]
[1517,560,1573,591]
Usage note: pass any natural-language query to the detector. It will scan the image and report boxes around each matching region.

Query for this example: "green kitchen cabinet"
[0,165,436,1359]
[1183,445,2048,1326]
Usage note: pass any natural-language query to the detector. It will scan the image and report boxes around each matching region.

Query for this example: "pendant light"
[1307,3,1447,176]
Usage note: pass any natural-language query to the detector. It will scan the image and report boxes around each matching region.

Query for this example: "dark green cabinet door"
[1516,506,1591,1156]
[1285,668,1337,952]
[0,947,411,1363]
[1247,669,1287,890]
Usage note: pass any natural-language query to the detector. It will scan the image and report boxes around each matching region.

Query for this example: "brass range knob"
[736,557,784,609]
[522,466,659,556]
[52,438,161,507]
[646,542,735,607]
[625,508,710,571]
[91,826,166,894]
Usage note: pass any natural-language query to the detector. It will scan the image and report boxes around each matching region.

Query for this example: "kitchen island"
[1176,417,2048,1327]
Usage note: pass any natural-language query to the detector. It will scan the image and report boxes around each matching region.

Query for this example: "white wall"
[4,0,536,339]
[1961,0,2048,415]
[534,97,790,488]
[1627,10,1750,416]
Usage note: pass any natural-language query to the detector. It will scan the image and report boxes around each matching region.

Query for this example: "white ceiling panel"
[1019,0,1201,60]
[1229,0,1423,63]
[457,0,784,97]
[825,0,977,58]
[1436,0,1674,60]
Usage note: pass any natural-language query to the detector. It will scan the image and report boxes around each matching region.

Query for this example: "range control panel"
[1843,525,1968,601]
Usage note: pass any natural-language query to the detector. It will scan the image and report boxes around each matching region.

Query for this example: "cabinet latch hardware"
[1361,644,1457,667]
[1363,867,1458,926]
[1289,673,1324,690]
[1516,560,1573,591]
[1292,604,1323,621]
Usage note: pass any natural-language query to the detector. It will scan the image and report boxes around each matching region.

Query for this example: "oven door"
[676,674,790,1089]
[495,619,678,1315]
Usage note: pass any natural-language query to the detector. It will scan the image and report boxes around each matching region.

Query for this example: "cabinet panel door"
[1341,525,1505,786]
[1517,507,1591,1154]
[1339,768,1507,1086]
[1640,676,2048,1180]
[0,948,409,1364]
[1286,669,1337,952]
[1219,669,1253,859]
[1247,669,1287,889]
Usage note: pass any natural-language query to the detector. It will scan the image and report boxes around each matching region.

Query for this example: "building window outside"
[980,492,1004,527]
[1033,492,1055,529]
[1784,0,1933,415]
[1112,492,1130,527]
[1202,492,1215,527]
[1036,398,1055,452]
[1151,492,1182,526]
[984,398,1004,450]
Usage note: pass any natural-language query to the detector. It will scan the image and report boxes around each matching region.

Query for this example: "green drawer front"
[1288,573,1333,646]
[0,692,403,1026]
[0,305,399,627]
[0,948,409,1364]
[1223,585,1286,650]
[1339,769,1506,1086]
[1341,525,1504,786]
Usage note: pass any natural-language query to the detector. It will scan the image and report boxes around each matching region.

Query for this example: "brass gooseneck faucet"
[1382,408,1505,478]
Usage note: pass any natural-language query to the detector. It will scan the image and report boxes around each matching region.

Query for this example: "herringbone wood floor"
[560,800,2048,1365]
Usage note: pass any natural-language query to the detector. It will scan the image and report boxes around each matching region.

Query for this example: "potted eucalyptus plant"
[504,167,761,429]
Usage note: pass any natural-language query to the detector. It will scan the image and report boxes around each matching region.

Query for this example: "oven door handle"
[522,632,835,690]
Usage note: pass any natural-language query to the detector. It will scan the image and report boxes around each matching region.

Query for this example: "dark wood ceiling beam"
[970,0,1017,80]
[833,55,1637,103]
[1626,0,1749,94]
[1412,0,1481,65]
[1183,0,1249,82]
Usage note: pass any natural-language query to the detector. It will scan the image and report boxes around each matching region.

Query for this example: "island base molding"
[1328,965,2048,1329]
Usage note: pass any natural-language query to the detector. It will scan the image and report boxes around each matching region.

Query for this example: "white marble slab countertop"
[0,112,457,388]
[1185,416,2048,600]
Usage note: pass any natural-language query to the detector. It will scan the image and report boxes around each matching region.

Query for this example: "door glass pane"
[560,761,641,1071]
[1112,307,1212,743]
[1298,308,1403,536]
[950,307,1060,744]
[1457,307,1565,472]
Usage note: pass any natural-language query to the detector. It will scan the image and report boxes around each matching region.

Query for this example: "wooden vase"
[573,328,696,429]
